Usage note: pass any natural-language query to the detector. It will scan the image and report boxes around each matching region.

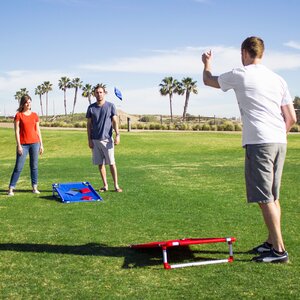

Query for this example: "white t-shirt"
[218,64,293,146]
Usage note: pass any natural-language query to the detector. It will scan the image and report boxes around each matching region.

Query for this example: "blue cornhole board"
[52,182,103,203]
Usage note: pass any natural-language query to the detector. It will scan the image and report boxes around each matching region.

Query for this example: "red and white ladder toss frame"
[131,237,236,269]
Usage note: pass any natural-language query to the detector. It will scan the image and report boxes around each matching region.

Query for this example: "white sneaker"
[32,189,40,194]
[7,191,14,196]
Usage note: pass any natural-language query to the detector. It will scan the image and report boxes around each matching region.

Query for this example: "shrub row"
[40,121,87,128]
[120,121,243,131]
[25,121,300,132]
[290,124,300,132]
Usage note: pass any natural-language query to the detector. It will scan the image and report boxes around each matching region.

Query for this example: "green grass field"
[0,128,299,299]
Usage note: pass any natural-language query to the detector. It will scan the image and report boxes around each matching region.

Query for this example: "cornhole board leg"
[131,237,236,270]
[162,237,235,269]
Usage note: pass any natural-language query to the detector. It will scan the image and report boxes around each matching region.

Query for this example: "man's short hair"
[241,36,264,59]
[93,83,107,94]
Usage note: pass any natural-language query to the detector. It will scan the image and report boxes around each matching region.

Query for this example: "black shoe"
[252,248,289,263]
[249,242,272,254]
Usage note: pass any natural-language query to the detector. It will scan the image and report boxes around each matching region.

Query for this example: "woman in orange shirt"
[8,95,44,196]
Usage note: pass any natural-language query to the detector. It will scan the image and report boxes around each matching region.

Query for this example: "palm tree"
[82,83,93,105]
[70,77,83,116]
[58,76,71,116]
[181,77,198,121]
[42,81,53,119]
[35,85,45,116]
[159,77,180,122]
[14,88,29,104]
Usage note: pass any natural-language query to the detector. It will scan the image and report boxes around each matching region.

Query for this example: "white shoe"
[7,191,14,196]
[32,189,40,194]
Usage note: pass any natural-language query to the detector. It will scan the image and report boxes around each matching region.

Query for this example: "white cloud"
[0,70,75,92]
[284,40,300,50]
[79,45,300,75]
[1,44,300,117]
[79,46,241,75]
[264,51,300,70]
[0,70,78,115]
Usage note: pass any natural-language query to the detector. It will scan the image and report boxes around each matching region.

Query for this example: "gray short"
[92,138,115,165]
[244,143,286,203]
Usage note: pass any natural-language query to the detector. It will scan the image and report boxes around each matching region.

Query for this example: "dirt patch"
[117,110,140,124]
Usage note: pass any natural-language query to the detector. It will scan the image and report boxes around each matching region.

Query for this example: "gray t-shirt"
[86,101,117,140]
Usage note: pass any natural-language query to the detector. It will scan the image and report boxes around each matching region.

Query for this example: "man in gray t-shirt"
[86,84,122,192]
[86,100,116,140]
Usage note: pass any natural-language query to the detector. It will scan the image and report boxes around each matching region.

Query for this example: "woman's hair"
[241,36,264,59]
[17,95,32,112]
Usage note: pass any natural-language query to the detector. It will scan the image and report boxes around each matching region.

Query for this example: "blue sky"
[1,0,300,117]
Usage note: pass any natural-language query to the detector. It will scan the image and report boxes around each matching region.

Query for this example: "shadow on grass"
[0,191,102,203]
[0,189,53,196]
[39,195,61,202]
[0,242,162,268]
[0,242,251,267]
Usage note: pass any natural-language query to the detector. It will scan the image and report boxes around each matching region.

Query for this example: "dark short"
[244,143,287,203]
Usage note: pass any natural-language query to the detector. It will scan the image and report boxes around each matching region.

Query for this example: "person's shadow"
[0,189,53,197]
[0,242,163,268]
[0,242,250,268]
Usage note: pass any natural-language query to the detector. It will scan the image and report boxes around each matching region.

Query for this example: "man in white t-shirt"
[202,36,296,263]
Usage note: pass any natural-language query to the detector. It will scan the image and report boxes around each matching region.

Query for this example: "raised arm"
[202,50,220,89]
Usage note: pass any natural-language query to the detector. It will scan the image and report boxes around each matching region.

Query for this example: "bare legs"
[98,164,121,191]
[259,200,284,252]
[99,164,108,190]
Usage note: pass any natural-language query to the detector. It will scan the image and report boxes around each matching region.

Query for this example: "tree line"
[13,77,300,125]
[14,79,106,118]
[159,77,300,124]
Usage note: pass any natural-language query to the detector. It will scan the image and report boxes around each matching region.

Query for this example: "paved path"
[0,122,13,128]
